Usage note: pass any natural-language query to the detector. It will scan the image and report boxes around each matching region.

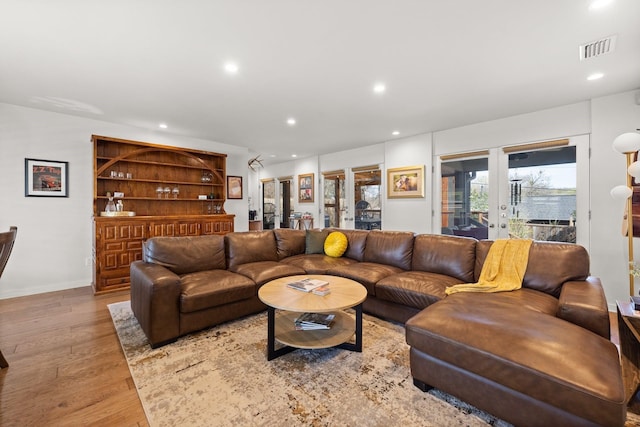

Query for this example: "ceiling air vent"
[579,35,617,61]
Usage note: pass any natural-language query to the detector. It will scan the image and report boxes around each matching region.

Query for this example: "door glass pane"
[279,180,292,228]
[508,146,576,242]
[441,158,489,239]
[323,173,345,228]
[262,181,276,229]
[354,170,381,230]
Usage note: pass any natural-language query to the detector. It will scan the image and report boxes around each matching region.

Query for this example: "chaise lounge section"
[129,228,625,426]
[405,241,622,426]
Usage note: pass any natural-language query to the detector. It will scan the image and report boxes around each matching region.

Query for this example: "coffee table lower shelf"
[266,304,362,361]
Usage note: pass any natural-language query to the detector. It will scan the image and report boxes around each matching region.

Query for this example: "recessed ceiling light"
[223,62,239,74]
[373,83,386,94]
[392,130,400,136]
[587,72,604,81]
[287,118,296,126]
[589,0,613,10]
[291,154,298,158]
[159,123,168,129]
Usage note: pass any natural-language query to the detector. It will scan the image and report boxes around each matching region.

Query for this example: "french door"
[352,166,382,230]
[279,179,292,228]
[262,180,276,230]
[322,165,382,230]
[323,171,346,228]
[439,136,589,247]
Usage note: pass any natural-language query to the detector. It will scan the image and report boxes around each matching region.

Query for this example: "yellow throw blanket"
[445,238,533,295]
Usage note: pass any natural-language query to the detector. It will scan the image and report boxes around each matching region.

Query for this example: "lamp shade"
[611,185,633,200]
[613,132,640,154]
[629,161,640,179]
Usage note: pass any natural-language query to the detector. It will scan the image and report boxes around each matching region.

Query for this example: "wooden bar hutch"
[92,135,235,294]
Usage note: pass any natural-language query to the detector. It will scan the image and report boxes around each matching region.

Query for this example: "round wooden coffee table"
[258,275,367,360]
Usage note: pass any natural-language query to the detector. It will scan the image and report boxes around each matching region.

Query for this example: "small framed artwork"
[25,158,69,197]
[298,173,314,203]
[227,175,243,199]
[387,165,425,199]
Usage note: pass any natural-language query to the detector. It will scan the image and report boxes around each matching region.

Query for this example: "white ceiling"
[2,1,639,164]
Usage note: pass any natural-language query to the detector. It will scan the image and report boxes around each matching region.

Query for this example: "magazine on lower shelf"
[294,312,335,330]
[287,278,329,292]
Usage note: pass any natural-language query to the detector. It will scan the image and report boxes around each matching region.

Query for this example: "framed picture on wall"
[387,165,425,198]
[298,173,314,203]
[227,175,243,199]
[25,158,69,197]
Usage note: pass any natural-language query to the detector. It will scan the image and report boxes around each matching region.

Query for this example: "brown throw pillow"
[305,229,329,254]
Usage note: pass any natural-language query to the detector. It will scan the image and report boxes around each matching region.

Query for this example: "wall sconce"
[611,132,640,296]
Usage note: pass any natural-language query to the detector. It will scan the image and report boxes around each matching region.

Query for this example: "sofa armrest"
[557,277,610,339]
[130,260,182,348]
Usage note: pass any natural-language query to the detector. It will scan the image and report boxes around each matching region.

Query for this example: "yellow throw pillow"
[324,231,348,257]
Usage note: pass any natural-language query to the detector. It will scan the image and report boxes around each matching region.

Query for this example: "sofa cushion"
[475,240,589,297]
[364,230,414,270]
[406,293,624,426]
[143,235,226,275]
[231,261,305,286]
[225,231,278,270]
[330,228,368,261]
[180,270,256,313]
[305,229,330,254]
[281,253,357,274]
[375,271,464,309]
[274,229,305,259]
[412,234,476,283]
[324,231,348,257]
[328,262,402,295]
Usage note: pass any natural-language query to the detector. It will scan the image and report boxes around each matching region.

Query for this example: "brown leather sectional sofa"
[129,228,625,426]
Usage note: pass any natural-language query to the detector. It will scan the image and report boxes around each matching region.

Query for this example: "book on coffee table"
[294,312,335,330]
[287,278,329,292]
[312,285,331,296]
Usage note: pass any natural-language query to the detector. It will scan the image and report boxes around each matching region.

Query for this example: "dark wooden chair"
[0,226,17,368]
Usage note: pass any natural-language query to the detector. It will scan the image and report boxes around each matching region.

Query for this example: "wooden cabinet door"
[202,217,234,235]
[94,221,146,293]
[148,221,176,237]
[177,221,200,236]
[149,220,200,237]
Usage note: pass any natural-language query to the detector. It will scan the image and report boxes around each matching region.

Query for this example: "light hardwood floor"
[0,286,148,426]
[0,285,621,426]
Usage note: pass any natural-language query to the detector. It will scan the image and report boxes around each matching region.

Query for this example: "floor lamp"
[612,132,640,296]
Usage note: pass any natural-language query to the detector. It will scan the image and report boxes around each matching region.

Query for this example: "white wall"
[0,103,249,299]
[383,134,433,234]
[591,90,640,309]
[319,144,385,171]
[432,101,591,155]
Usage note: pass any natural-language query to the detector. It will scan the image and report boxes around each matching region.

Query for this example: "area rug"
[108,301,636,427]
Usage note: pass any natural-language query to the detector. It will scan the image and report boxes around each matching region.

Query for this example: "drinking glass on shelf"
[156,186,164,199]
[172,187,179,199]
[164,187,171,199]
